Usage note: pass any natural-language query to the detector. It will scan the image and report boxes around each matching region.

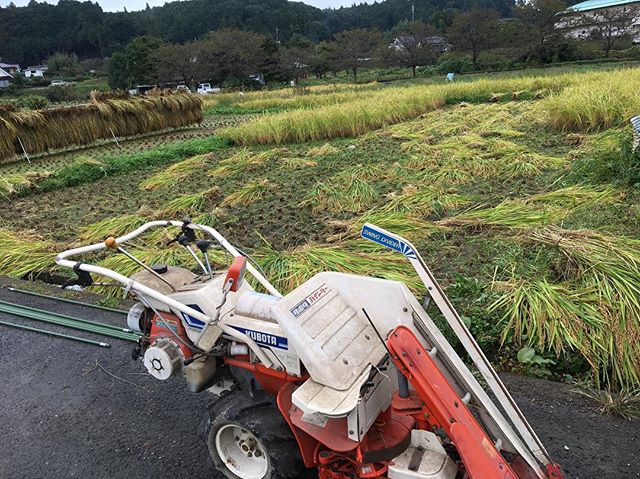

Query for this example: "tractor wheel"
[199,390,306,479]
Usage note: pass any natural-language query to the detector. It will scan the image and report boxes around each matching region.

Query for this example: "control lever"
[196,239,214,280]
[165,220,208,276]
[104,237,175,292]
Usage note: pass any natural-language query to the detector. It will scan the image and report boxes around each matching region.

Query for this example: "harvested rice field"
[2,65,640,401]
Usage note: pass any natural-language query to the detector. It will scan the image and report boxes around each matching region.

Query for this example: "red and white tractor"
[56,220,565,479]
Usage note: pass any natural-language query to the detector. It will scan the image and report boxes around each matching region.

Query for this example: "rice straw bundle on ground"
[326,210,437,242]
[0,171,53,198]
[493,226,640,388]
[140,152,214,190]
[78,214,151,243]
[438,185,618,230]
[0,228,59,277]
[490,278,605,380]
[160,187,220,216]
[0,91,203,163]
[221,179,272,207]
[255,241,421,293]
[380,185,469,216]
[209,149,280,178]
[301,164,388,213]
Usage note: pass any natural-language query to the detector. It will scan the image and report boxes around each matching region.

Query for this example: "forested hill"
[0,0,513,66]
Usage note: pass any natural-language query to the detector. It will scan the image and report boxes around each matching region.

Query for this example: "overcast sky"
[0,0,372,11]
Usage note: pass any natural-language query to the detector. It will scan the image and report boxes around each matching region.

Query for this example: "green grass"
[8,136,230,197]
[71,78,110,99]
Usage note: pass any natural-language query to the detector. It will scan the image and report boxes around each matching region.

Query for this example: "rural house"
[557,0,640,43]
[0,67,12,88]
[23,65,47,77]
[0,63,21,76]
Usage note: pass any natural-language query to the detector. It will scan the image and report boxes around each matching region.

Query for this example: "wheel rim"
[215,424,269,479]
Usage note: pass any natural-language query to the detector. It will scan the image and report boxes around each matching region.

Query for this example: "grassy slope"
[1,66,639,389]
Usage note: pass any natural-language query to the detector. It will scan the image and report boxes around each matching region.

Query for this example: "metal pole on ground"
[16,137,31,164]
[0,319,110,348]
[0,300,140,342]
[5,287,127,314]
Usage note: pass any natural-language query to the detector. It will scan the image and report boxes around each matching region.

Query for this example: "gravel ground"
[0,281,638,479]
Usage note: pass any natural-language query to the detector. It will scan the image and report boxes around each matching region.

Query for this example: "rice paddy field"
[2,65,640,397]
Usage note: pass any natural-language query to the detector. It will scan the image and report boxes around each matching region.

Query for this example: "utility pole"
[412,3,415,21]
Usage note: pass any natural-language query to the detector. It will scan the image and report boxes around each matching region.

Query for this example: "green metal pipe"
[0,300,140,342]
[5,287,127,315]
[0,302,135,340]
[0,299,138,336]
[0,319,111,348]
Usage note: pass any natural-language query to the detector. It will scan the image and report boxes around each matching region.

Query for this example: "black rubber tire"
[199,390,306,479]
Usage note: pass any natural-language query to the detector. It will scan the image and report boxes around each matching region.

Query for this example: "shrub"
[45,85,80,102]
[434,53,475,74]
[16,95,50,110]
[611,45,640,60]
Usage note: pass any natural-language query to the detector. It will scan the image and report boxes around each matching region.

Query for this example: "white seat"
[292,366,371,417]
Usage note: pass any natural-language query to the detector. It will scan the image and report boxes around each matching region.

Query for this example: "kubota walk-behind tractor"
[56,220,565,479]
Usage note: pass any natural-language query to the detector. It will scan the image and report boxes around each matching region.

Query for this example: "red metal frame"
[223,330,564,479]
[387,325,520,479]
[224,355,307,395]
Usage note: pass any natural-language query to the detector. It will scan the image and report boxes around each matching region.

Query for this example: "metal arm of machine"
[388,325,519,479]
[55,219,279,367]
[361,223,562,478]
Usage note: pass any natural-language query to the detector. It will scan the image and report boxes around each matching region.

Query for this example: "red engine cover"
[149,312,194,359]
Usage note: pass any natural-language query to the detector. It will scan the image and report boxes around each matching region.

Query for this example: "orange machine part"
[149,312,194,359]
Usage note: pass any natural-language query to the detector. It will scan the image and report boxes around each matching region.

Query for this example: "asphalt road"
[0,281,638,479]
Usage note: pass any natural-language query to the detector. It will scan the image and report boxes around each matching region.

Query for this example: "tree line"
[1,0,512,66]
[104,0,640,90]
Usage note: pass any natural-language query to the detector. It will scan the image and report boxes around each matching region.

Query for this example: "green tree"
[448,9,500,69]
[124,35,162,86]
[308,42,332,79]
[153,41,210,88]
[47,52,80,75]
[331,28,383,83]
[278,37,314,83]
[514,0,567,62]
[107,51,129,90]
[389,21,439,78]
[205,29,269,87]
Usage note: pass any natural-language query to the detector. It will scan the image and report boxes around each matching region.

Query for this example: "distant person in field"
[446,73,455,82]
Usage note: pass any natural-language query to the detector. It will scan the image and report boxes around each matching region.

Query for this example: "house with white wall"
[0,67,12,88]
[557,0,640,43]
[23,65,48,77]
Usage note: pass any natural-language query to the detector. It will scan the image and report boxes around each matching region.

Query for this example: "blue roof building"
[557,0,640,44]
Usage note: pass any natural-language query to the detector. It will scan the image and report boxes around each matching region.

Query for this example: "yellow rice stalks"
[0,91,203,163]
